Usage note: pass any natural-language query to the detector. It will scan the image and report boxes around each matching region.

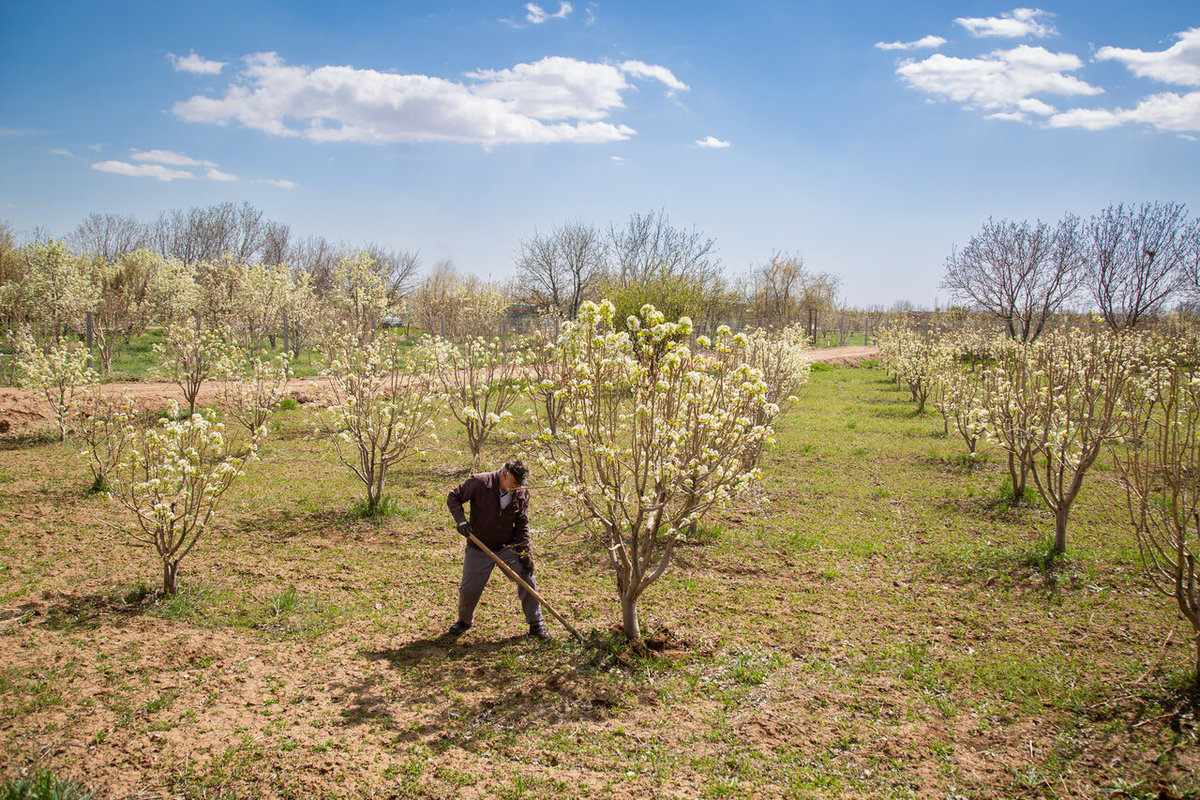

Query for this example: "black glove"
[517,549,535,577]
[456,520,473,538]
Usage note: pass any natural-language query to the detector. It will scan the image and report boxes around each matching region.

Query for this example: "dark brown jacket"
[447,470,531,555]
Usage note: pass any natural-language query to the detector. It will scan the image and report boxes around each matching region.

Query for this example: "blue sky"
[1,1,1197,307]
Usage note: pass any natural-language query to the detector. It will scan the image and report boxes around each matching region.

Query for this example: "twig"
[1133,629,1174,685]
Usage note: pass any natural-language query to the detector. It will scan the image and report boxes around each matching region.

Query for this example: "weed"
[0,768,94,800]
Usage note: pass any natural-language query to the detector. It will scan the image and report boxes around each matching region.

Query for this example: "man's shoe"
[528,623,551,640]
[448,620,472,635]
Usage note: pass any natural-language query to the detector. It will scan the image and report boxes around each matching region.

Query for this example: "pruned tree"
[1089,201,1196,330]
[15,331,99,441]
[1116,341,1200,683]
[107,400,256,595]
[982,329,1138,552]
[526,301,785,640]
[153,323,238,416]
[941,215,1088,342]
[514,221,605,319]
[76,389,141,492]
[214,348,289,437]
[416,335,527,464]
[316,330,438,516]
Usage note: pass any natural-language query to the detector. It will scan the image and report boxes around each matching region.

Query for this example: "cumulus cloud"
[1049,90,1200,133]
[172,52,688,146]
[955,8,1055,39]
[875,35,947,51]
[130,148,216,167]
[51,148,76,158]
[251,178,299,189]
[694,135,731,148]
[896,45,1101,119]
[169,51,226,75]
[92,161,196,182]
[205,167,238,182]
[525,2,571,23]
[1096,27,1200,87]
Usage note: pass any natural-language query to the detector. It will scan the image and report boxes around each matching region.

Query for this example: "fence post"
[85,311,95,370]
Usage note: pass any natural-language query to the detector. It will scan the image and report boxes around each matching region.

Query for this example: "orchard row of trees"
[942,201,1200,341]
[879,317,1200,679]
[1,205,844,362]
[17,303,811,641]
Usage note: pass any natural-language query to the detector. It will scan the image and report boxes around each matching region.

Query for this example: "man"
[446,458,549,640]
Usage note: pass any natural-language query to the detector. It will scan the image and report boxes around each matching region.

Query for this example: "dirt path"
[0,346,879,441]
[808,345,878,366]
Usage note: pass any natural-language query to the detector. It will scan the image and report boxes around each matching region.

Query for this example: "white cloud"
[51,148,76,158]
[1049,90,1200,134]
[955,8,1055,39]
[91,150,241,181]
[173,52,687,146]
[169,51,226,75]
[92,161,196,182]
[896,45,1101,115]
[86,143,103,152]
[610,155,627,162]
[875,35,947,52]
[1096,27,1200,87]
[619,60,689,93]
[694,135,731,148]
[985,111,1030,122]
[525,2,571,23]
[251,178,299,189]
[130,148,216,167]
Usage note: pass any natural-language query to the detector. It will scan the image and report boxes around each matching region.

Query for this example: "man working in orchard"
[446,459,549,640]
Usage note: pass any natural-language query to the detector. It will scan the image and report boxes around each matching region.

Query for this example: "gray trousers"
[458,544,543,627]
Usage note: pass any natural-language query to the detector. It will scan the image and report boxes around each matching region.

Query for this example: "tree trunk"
[621,591,641,641]
[163,560,179,596]
[1008,453,1027,504]
[1053,506,1068,554]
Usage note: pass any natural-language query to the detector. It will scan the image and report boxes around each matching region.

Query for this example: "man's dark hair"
[504,458,528,486]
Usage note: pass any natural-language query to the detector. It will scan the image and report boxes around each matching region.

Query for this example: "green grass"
[1,363,1196,797]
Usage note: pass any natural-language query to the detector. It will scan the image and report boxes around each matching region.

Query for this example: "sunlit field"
[2,363,1195,799]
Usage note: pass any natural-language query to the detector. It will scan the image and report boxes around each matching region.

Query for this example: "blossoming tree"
[16,331,98,441]
[107,401,256,595]
[416,335,526,465]
[982,329,1138,553]
[526,301,794,640]
[316,330,438,516]
[1116,339,1200,682]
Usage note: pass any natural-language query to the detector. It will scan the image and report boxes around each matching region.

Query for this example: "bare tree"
[514,221,605,319]
[65,213,148,261]
[941,215,1088,342]
[359,243,421,308]
[607,208,721,286]
[260,221,292,267]
[602,209,727,323]
[151,202,271,265]
[1089,201,1195,330]
[748,252,805,325]
[286,234,342,295]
